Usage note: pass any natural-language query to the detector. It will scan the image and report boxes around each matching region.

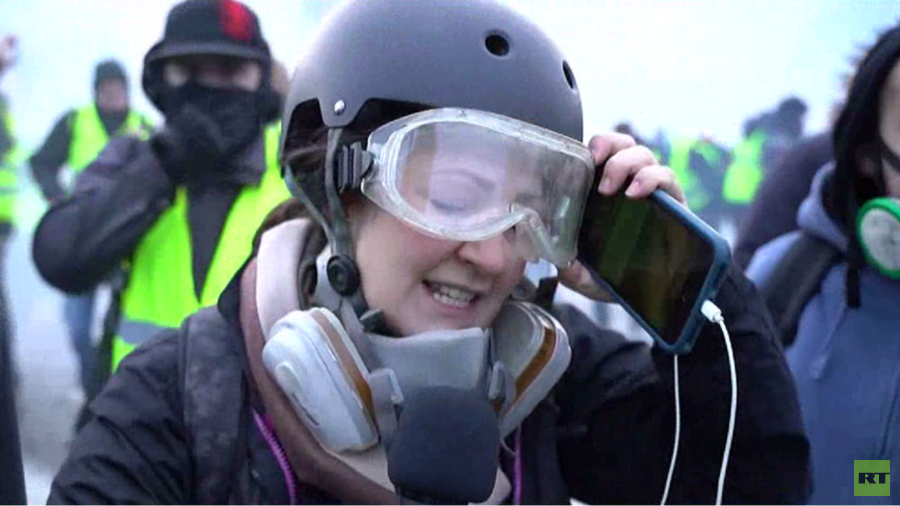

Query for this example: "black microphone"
[387,387,501,505]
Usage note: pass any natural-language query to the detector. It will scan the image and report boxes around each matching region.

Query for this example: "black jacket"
[31,132,270,296]
[734,132,834,269]
[48,263,811,504]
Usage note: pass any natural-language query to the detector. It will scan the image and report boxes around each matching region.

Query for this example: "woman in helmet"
[49,1,808,504]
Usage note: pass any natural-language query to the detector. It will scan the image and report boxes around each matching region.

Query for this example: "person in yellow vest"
[30,59,155,200]
[722,96,808,227]
[28,58,154,399]
[666,134,731,228]
[32,0,289,388]
[0,34,19,395]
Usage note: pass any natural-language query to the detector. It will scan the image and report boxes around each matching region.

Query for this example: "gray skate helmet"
[280,0,582,140]
[279,0,584,314]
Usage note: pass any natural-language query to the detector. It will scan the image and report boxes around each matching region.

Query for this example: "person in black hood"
[747,22,900,504]
[823,24,900,302]
[28,58,155,404]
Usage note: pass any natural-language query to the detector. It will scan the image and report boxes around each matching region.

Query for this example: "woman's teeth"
[429,283,476,307]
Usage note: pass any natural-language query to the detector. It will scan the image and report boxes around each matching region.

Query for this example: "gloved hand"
[150,86,262,183]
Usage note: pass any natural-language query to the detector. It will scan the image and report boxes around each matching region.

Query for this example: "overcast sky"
[1,0,897,150]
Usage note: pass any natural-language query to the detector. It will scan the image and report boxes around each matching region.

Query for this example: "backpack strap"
[181,221,326,504]
[757,233,841,347]
[180,307,249,504]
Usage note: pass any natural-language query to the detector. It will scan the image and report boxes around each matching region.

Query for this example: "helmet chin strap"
[320,129,407,445]
[324,130,353,259]
[321,127,384,350]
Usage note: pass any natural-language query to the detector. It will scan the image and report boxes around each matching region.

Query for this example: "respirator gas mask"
[857,136,900,280]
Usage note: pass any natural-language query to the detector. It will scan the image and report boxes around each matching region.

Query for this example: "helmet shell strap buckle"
[335,142,373,195]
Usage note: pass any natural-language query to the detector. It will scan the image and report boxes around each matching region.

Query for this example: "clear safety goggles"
[361,108,595,266]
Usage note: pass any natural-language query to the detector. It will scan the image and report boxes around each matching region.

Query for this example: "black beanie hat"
[141,0,274,113]
[94,59,128,91]
[145,0,271,65]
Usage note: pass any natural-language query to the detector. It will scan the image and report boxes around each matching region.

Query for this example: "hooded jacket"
[748,163,900,505]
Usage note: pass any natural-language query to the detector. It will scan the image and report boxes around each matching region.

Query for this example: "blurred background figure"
[722,96,809,228]
[657,131,732,229]
[27,59,154,405]
[0,32,27,506]
[691,133,732,227]
[612,121,648,146]
[0,34,20,392]
[733,131,834,269]
[733,47,869,270]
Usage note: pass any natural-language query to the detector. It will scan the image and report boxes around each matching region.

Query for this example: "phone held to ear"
[576,177,732,354]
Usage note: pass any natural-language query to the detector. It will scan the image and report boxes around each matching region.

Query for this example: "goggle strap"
[335,142,374,194]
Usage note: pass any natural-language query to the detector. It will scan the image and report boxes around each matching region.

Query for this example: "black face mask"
[160,82,263,163]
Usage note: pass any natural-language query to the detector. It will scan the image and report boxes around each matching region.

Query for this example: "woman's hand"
[558,132,687,301]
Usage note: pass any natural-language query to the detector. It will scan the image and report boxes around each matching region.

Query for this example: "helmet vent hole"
[485,34,510,57]
[562,61,576,90]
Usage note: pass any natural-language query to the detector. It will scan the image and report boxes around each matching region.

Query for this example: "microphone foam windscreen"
[387,387,501,504]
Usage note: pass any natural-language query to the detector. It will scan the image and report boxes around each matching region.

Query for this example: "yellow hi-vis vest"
[67,104,154,174]
[668,137,711,212]
[111,125,290,370]
[722,129,767,205]
[0,98,19,224]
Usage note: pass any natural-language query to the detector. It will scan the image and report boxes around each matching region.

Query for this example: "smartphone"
[576,177,732,354]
